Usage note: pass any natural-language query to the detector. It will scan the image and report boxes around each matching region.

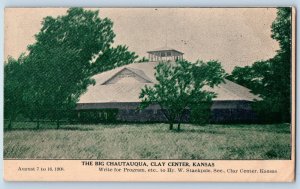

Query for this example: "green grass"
[3,122,291,160]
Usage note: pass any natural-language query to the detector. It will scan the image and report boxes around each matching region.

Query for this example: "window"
[161,52,166,57]
[167,52,171,56]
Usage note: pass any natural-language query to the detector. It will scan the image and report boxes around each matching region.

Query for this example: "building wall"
[76,101,258,123]
[117,109,167,122]
[211,101,257,123]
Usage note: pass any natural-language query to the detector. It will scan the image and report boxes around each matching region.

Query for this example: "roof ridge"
[126,67,153,83]
[101,67,152,85]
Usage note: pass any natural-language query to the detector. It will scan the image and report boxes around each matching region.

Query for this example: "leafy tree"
[271,8,291,53]
[23,8,137,129]
[139,60,226,131]
[227,8,291,122]
[4,55,27,130]
[266,8,291,122]
[190,101,212,125]
[91,45,137,74]
[226,60,271,95]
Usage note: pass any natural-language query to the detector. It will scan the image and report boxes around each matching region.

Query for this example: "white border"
[0,0,298,188]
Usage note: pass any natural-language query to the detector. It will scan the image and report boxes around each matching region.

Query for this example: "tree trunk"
[8,117,12,130]
[56,120,60,130]
[177,123,181,132]
[36,119,40,130]
[169,122,173,130]
[177,111,185,132]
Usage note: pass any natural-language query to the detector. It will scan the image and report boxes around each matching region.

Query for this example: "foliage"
[17,8,137,129]
[227,8,292,122]
[226,60,271,95]
[271,8,291,52]
[139,60,226,131]
[190,102,212,124]
[4,55,28,130]
[91,45,137,74]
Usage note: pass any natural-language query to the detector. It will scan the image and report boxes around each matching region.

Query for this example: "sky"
[5,8,279,72]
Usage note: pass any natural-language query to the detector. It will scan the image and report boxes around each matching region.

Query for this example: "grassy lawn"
[3,122,291,160]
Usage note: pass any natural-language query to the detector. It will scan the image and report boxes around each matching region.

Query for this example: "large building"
[77,47,260,123]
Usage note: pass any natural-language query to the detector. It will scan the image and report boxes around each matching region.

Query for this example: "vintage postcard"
[3,7,295,182]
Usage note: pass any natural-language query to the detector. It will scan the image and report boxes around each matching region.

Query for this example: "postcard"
[3,7,295,182]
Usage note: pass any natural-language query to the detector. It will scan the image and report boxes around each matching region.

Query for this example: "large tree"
[226,60,271,96]
[139,60,226,131]
[4,55,28,130]
[227,8,291,122]
[22,8,137,129]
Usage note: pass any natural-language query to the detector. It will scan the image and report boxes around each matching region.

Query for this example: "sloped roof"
[78,61,260,104]
[101,67,152,84]
[147,47,184,54]
[126,67,153,83]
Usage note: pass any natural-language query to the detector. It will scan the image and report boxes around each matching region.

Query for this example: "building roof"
[147,47,184,54]
[101,67,153,85]
[78,61,261,104]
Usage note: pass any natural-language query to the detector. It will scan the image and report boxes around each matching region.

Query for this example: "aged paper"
[3,8,295,182]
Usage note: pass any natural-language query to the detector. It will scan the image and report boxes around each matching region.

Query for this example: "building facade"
[77,47,260,123]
